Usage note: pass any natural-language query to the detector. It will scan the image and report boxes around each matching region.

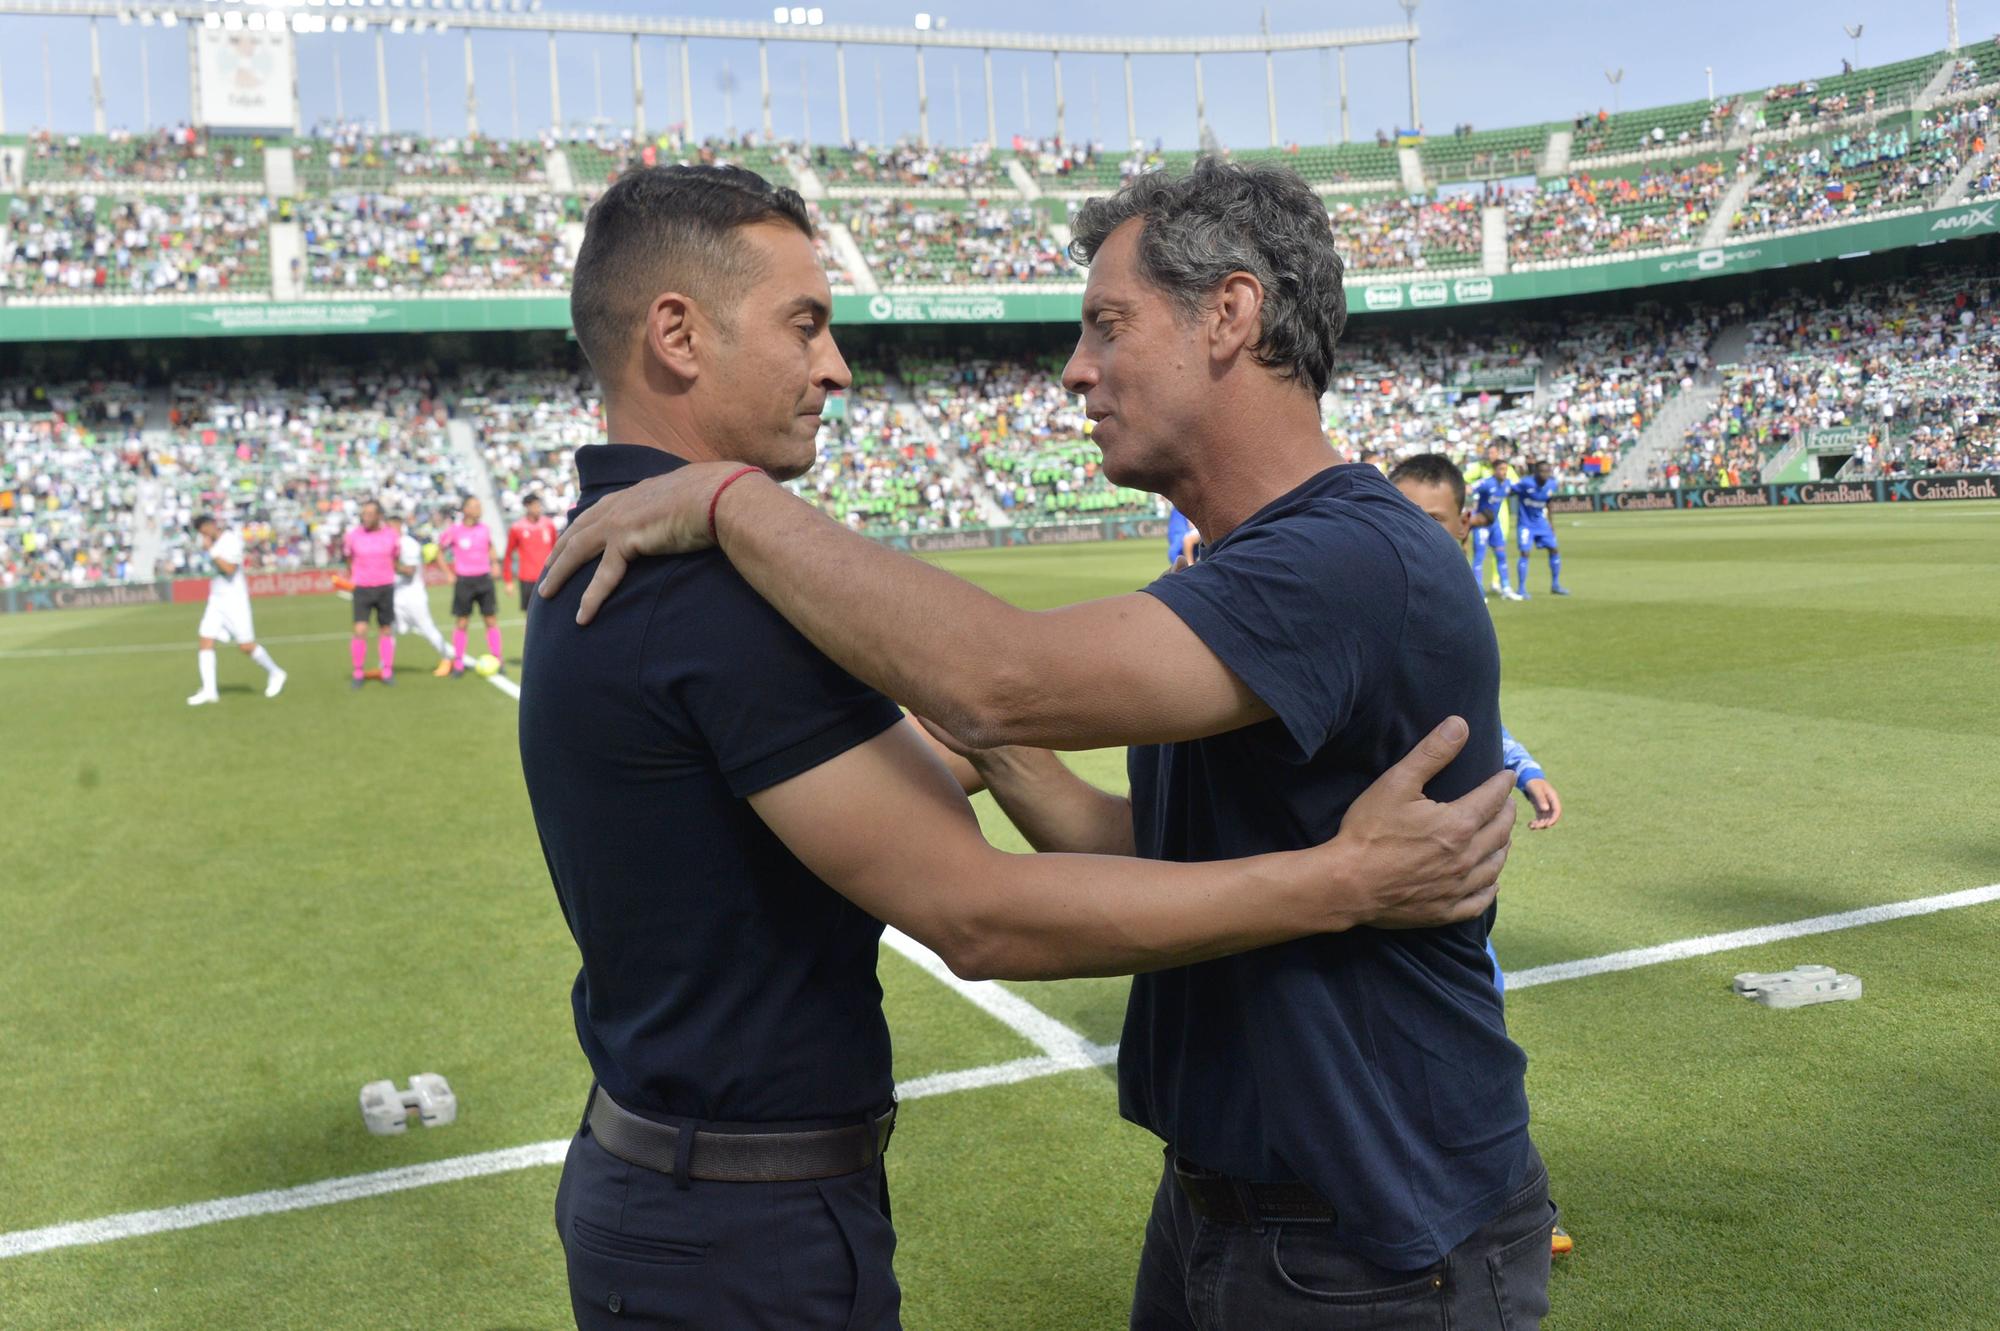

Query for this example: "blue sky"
[1,0,1994,150]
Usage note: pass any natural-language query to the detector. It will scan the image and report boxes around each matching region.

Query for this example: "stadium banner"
[1595,488,1681,512]
[1679,485,1774,509]
[196,27,296,131]
[834,292,1088,324]
[0,298,577,343]
[1773,480,1878,505]
[1806,426,1874,454]
[2,580,173,615]
[5,203,1997,343]
[1883,473,2000,503]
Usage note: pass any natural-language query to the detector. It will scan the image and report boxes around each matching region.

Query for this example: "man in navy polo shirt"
[523,164,1518,1330]
[544,158,1552,1328]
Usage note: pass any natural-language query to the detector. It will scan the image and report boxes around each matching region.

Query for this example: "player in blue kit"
[1163,506,1201,568]
[1511,459,1570,597]
[1468,460,1519,600]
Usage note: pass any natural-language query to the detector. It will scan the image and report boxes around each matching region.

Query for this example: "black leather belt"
[586,1086,896,1184]
[1172,1155,1338,1225]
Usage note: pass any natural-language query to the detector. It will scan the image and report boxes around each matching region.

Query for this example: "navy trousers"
[1130,1149,1553,1330]
[554,1122,901,1329]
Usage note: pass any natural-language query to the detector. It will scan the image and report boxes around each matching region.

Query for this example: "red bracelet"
[706,465,766,545]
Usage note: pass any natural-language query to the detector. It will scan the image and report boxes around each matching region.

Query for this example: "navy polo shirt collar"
[574,443,690,493]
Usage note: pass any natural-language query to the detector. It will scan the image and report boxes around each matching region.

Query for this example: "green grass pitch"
[2,502,1997,1328]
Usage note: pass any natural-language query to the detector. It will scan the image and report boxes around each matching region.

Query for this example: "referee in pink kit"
[440,496,503,677]
[342,499,400,689]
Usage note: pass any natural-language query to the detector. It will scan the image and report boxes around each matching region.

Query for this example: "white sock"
[421,623,447,656]
[197,649,217,694]
[249,645,279,675]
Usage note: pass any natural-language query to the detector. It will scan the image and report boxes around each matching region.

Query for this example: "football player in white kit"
[386,513,453,672]
[187,514,287,706]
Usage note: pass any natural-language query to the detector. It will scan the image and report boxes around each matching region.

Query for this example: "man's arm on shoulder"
[750,717,1513,981]
[554,472,1271,750]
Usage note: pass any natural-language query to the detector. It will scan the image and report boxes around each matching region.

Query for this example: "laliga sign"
[1929,203,1997,234]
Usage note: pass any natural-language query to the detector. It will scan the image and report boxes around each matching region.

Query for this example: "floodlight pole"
[1052,50,1063,143]
[89,17,104,134]
[143,38,152,128]
[759,39,772,139]
[680,38,694,142]
[1338,45,1349,142]
[1193,52,1206,143]
[1398,0,1420,130]
[1123,52,1135,147]
[802,57,812,146]
[548,31,561,133]
[632,34,645,137]
[375,29,389,133]
[837,43,851,145]
[288,22,301,135]
[187,22,201,128]
[983,47,996,146]
[332,44,342,123]
[464,32,479,137]
[420,48,432,138]
[916,41,929,146]
[1947,0,1959,51]
[1265,47,1278,147]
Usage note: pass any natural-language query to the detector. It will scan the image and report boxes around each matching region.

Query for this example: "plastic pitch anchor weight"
[360,1073,459,1135]
[1732,964,1862,1009]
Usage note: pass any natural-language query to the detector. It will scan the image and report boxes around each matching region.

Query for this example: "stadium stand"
[561,133,800,191]
[812,143,1004,192]
[292,128,548,190]
[1731,104,1989,235]
[1507,160,1729,265]
[834,197,1076,286]
[1571,98,1737,161]
[1760,50,1943,126]
[1328,193,1484,272]
[2,193,271,297]
[16,128,266,185]
[1660,268,2000,485]
[1420,123,1555,183]
[293,192,581,294]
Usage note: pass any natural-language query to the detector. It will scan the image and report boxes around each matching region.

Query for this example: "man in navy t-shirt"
[540,159,1548,1327]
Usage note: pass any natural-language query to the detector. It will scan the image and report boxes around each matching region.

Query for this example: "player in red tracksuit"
[503,494,560,613]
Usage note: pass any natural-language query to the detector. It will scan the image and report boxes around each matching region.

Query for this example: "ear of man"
[1209,271,1266,368]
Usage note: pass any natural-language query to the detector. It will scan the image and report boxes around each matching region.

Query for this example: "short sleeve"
[213,532,243,564]
[1142,507,1405,760]
[342,529,356,558]
[646,557,904,798]
[399,536,419,565]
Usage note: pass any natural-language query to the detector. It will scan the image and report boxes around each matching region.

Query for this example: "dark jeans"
[1130,1149,1553,1330]
[554,1122,901,1330]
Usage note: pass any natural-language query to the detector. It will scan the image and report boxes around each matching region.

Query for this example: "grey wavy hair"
[1066,156,1347,398]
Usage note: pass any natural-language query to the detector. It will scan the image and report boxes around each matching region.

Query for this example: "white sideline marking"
[10,881,1996,1261]
[0,1050,1117,1262]
[1503,883,2000,990]
[482,671,522,700]
[0,1142,569,1260]
[881,929,1114,1068]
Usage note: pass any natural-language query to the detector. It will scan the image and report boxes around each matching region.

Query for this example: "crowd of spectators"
[1507,162,1726,265]
[815,142,1001,191]
[1329,311,1716,482]
[295,192,580,293]
[295,124,547,186]
[1660,271,1999,485]
[1731,104,1988,235]
[1327,194,1483,272]
[837,198,1074,285]
[17,127,261,184]
[2,193,270,297]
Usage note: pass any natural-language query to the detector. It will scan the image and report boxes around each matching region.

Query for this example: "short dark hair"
[1067,157,1347,397]
[570,164,816,384]
[523,493,544,508]
[1387,452,1467,509]
[360,498,382,513]
[189,513,216,534]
